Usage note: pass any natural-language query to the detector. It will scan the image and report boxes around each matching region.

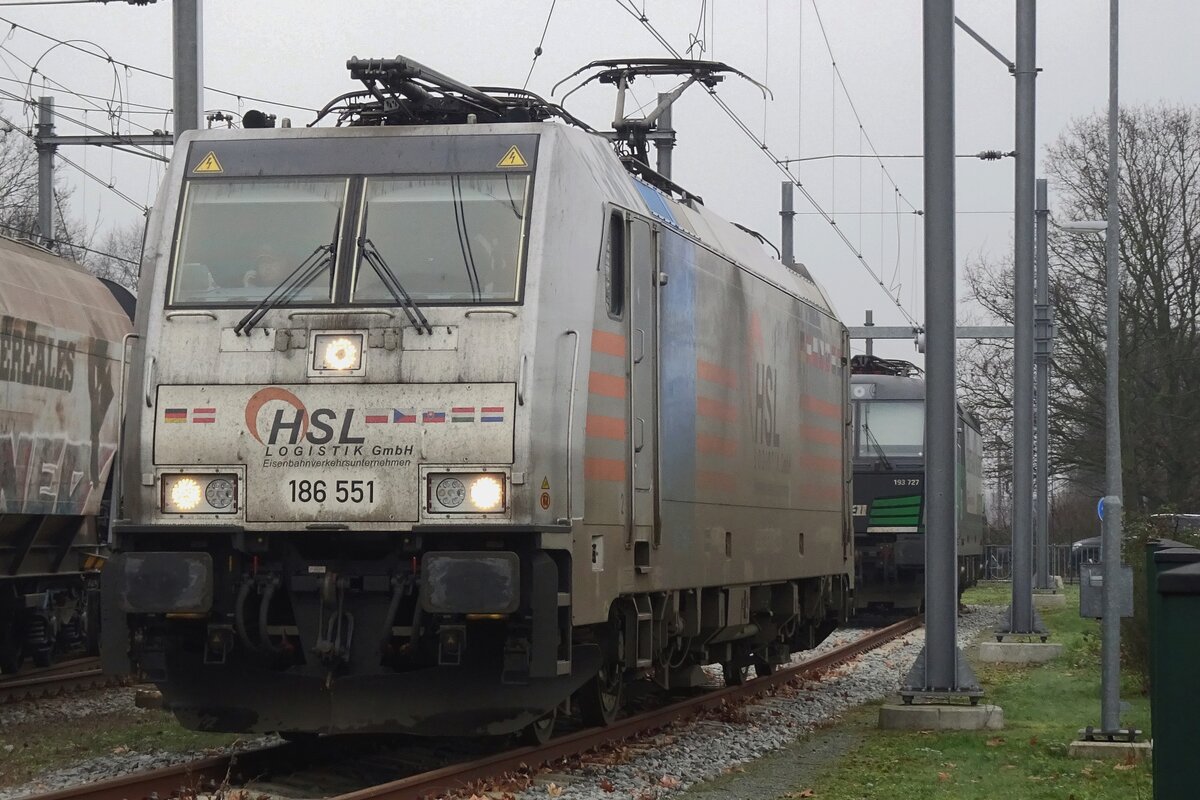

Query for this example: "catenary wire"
[522,0,558,91]
[0,87,167,160]
[808,1,919,214]
[0,16,318,113]
[0,216,139,264]
[0,109,146,210]
[609,0,921,329]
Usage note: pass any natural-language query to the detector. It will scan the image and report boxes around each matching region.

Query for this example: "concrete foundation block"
[979,641,1064,663]
[134,688,163,710]
[1068,739,1153,760]
[879,703,1004,731]
[1033,592,1068,609]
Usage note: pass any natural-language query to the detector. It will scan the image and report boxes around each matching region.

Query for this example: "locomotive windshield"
[353,175,528,304]
[170,179,348,305]
[856,400,924,458]
[168,174,529,307]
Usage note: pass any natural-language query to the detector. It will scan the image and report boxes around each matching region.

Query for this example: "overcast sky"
[2,0,1196,363]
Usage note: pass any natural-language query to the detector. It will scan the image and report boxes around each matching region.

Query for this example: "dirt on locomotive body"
[103,56,853,740]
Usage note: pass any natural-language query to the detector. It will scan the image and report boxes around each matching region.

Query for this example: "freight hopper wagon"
[0,236,133,671]
[103,57,852,741]
[849,355,983,610]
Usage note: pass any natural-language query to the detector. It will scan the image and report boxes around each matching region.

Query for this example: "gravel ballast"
[518,606,1006,800]
[0,608,1003,800]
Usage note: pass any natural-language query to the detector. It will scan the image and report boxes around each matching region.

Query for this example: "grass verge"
[0,705,242,789]
[786,584,1151,799]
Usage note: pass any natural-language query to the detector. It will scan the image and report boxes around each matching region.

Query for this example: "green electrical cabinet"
[1151,546,1200,800]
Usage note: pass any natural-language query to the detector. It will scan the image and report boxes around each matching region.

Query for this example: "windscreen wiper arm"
[235,242,336,336]
[862,423,894,471]
[358,238,433,335]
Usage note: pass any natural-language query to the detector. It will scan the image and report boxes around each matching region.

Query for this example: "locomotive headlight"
[435,477,466,508]
[205,477,235,509]
[161,473,239,514]
[170,478,203,511]
[313,333,363,372]
[468,476,504,511]
[851,383,876,400]
[426,471,508,514]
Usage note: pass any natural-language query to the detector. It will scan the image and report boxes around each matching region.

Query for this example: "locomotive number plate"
[287,478,377,505]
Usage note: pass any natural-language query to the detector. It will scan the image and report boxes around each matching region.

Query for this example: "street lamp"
[1061,206,1131,741]
[1059,220,1108,233]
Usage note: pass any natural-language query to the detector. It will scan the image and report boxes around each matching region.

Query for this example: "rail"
[0,657,119,705]
[21,616,920,800]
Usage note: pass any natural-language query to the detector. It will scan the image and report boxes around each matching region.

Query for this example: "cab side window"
[607,212,625,319]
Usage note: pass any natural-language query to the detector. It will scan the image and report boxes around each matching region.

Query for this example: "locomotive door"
[628,219,659,556]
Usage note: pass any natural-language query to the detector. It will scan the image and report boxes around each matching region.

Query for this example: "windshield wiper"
[235,242,336,336]
[358,238,433,335]
[862,423,894,471]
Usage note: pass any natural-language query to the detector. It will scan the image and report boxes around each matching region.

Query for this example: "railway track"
[25,616,921,800]
[0,657,122,705]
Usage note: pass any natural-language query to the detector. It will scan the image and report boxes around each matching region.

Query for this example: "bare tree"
[86,219,144,292]
[961,105,1200,511]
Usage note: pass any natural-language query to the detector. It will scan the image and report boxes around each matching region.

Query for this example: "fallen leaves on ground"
[545,782,563,797]
[658,775,681,788]
[937,772,950,782]
[986,737,1005,747]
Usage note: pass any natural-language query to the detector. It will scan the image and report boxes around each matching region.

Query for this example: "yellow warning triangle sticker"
[541,477,550,490]
[193,151,224,174]
[497,145,528,168]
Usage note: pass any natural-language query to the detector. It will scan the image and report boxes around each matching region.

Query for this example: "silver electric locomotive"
[104,57,853,739]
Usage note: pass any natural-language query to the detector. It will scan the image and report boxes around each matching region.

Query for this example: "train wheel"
[519,708,556,746]
[753,657,777,678]
[577,661,624,727]
[0,602,23,674]
[722,661,745,686]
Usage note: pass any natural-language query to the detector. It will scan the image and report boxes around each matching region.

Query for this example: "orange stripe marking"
[591,330,626,357]
[586,414,626,440]
[697,359,738,388]
[588,371,627,398]
[697,470,737,491]
[801,425,843,447]
[696,433,737,457]
[798,454,845,472]
[802,395,843,420]
[585,456,625,482]
[697,396,738,422]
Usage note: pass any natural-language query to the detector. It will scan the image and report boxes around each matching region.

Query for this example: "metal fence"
[982,543,1100,584]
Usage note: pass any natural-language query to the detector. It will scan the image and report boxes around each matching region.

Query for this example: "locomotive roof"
[850,371,926,401]
[0,235,131,343]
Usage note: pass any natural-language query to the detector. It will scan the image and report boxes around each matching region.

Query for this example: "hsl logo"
[244,387,364,446]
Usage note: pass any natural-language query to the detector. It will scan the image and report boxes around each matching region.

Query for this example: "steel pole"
[1100,0,1124,735]
[656,93,674,181]
[918,0,958,690]
[864,310,874,356]
[1034,178,1051,590]
[1007,0,1036,634]
[780,182,794,266]
[35,96,55,248]
[172,0,204,140]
